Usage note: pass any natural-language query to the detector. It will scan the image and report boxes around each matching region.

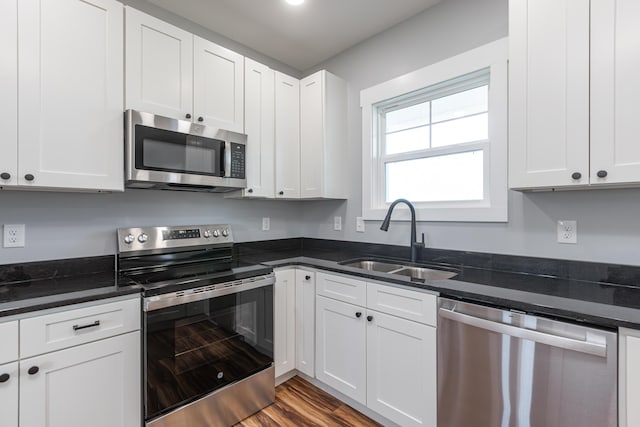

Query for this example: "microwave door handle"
[222,141,231,178]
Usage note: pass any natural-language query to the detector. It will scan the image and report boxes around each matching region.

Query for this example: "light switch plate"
[356,217,365,233]
[4,224,25,248]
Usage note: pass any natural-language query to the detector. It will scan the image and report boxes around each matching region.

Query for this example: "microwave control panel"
[229,143,246,179]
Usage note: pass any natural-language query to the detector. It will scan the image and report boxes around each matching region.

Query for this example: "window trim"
[360,38,508,222]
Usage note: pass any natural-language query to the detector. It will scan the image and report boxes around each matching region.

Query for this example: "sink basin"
[339,258,458,281]
[392,267,457,281]
[340,260,405,273]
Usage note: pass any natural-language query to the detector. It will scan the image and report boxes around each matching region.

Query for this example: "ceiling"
[146,0,442,71]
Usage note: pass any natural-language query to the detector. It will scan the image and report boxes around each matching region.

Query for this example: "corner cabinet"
[509,0,640,190]
[300,71,348,199]
[275,72,301,198]
[0,297,141,427]
[315,272,437,427]
[125,7,244,132]
[0,0,124,191]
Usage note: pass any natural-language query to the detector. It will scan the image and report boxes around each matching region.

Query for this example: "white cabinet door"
[508,0,590,189]
[275,71,300,198]
[0,362,18,427]
[591,0,640,185]
[18,0,124,191]
[20,331,141,427]
[274,269,296,378]
[0,0,17,187]
[366,310,436,427]
[125,7,193,121]
[620,328,640,427]
[300,72,324,198]
[244,58,275,198]
[315,295,366,405]
[193,36,244,132]
[295,269,315,377]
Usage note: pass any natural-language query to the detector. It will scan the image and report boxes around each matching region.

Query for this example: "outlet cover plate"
[4,224,25,248]
[334,216,342,231]
[557,220,577,244]
[262,217,270,231]
[356,217,365,233]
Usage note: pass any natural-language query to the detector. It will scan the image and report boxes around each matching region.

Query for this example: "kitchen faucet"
[380,198,425,263]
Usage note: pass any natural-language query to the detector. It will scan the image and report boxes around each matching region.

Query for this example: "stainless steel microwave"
[125,110,247,192]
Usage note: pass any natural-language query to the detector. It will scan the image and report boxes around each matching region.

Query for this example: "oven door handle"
[143,274,275,312]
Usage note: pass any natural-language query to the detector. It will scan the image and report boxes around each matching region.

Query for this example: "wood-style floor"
[234,376,383,427]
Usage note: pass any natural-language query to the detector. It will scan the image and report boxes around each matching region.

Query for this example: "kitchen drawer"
[366,282,437,326]
[316,272,366,307]
[20,297,140,358]
[0,321,18,364]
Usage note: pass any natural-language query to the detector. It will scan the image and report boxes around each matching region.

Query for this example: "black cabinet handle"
[24,174,35,181]
[0,373,9,383]
[248,188,253,193]
[597,170,608,178]
[185,113,192,119]
[0,172,10,180]
[355,312,362,318]
[571,172,582,180]
[367,315,373,322]
[28,366,39,375]
[73,320,100,331]
[197,117,204,122]
[279,191,284,196]
[305,275,311,280]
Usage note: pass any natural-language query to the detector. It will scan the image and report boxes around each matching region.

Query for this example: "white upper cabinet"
[193,36,244,132]
[590,0,640,185]
[14,0,123,191]
[0,0,17,187]
[125,7,244,132]
[509,0,590,190]
[242,58,275,198]
[125,7,193,121]
[275,71,301,198]
[510,0,640,190]
[300,70,348,199]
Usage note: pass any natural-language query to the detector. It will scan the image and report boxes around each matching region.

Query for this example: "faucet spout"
[380,198,424,263]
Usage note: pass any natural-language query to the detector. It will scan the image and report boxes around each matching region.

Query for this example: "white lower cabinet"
[315,272,437,427]
[295,269,315,377]
[620,327,640,427]
[0,297,141,427]
[274,269,296,377]
[0,361,18,427]
[20,332,140,427]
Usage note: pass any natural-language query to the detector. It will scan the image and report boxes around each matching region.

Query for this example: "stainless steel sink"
[339,259,457,281]
[340,260,405,273]
[391,266,457,281]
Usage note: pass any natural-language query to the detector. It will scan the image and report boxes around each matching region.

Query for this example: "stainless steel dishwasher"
[438,298,617,427]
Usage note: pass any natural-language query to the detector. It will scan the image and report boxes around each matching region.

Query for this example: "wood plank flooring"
[234,376,383,427]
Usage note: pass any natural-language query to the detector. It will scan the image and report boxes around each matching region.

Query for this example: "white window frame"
[360,38,508,222]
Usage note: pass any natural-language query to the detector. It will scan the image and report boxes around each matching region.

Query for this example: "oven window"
[135,125,223,176]
[145,286,274,420]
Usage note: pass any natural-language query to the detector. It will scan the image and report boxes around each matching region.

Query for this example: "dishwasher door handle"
[439,307,607,358]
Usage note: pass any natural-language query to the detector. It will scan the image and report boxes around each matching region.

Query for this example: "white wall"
[300,0,640,267]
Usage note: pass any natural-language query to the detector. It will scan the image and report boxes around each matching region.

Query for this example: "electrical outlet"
[557,220,577,244]
[262,217,270,231]
[3,224,25,248]
[356,217,365,233]
[334,216,342,231]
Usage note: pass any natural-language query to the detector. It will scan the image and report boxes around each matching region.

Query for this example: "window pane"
[431,113,488,148]
[385,126,430,155]
[432,86,488,123]
[386,102,429,133]
[385,151,483,202]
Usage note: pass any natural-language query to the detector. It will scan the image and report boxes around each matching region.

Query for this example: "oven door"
[144,282,274,421]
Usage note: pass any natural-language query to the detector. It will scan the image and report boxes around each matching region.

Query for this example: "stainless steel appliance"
[117,224,275,427]
[438,298,617,427]
[125,110,247,192]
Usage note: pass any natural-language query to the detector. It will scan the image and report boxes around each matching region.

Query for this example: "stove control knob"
[203,230,212,238]
[222,229,229,237]
[212,229,220,238]
[138,233,149,243]
[123,234,135,244]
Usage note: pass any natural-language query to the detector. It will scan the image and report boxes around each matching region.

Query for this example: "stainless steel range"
[117,224,275,427]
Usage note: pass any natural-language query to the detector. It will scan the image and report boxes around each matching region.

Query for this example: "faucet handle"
[414,232,426,248]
